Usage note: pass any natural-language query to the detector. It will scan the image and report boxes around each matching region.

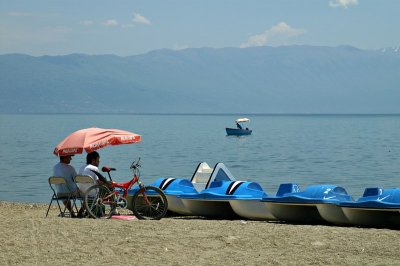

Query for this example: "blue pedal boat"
[128,162,237,215]
[262,184,353,224]
[339,187,400,228]
[147,177,198,215]
[190,162,236,192]
[228,182,276,221]
[178,180,275,219]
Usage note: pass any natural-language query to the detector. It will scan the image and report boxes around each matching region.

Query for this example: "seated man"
[78,151,116,215]
[53,155,82,218]
[78,151,110,193]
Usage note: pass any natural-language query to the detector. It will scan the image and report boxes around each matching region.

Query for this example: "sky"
[0,0,399,56]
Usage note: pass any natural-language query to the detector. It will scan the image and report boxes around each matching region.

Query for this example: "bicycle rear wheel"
[131,186,168,220]
[84,185,115,219]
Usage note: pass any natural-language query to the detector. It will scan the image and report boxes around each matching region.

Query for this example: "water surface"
[0,114,399,202]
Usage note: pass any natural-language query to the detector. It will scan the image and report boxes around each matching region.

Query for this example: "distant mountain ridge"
[1,45,400,114]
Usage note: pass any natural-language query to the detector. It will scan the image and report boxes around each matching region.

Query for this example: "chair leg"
[71,198,79,215]
[62,199,76,218]
[45,198,54,217]
[76,198,85,218]
[56,198,65,217]
[46,197,67,217]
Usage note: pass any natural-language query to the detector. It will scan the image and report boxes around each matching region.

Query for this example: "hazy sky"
[1,0,399,56]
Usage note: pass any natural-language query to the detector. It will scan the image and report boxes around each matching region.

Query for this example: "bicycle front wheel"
[131,186,168,220]
[84,185,114,219]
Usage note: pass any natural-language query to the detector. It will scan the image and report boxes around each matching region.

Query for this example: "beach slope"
[0,201,399,265]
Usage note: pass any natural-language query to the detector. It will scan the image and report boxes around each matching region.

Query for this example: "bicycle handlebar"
[130,157,141,170]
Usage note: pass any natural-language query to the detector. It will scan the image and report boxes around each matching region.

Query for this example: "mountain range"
[1,45,399,114]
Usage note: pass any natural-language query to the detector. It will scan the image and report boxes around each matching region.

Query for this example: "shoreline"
[1,201,399,265]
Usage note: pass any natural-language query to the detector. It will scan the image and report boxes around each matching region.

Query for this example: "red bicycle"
[84,158,168,220]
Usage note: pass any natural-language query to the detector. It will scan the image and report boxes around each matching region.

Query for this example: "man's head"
[86,151,100,166]
[60,155,73,164]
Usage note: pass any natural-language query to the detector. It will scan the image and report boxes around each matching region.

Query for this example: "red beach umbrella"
[53,127,141,156]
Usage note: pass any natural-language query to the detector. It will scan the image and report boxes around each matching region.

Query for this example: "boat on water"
[226,118,252,136]
[339,187,400,228]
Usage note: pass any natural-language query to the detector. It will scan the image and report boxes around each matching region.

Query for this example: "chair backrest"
[74,175,95,184]
[74,175,95,195]
[49,176,68,185]
[48,176,73,198]
[46,176,73,217]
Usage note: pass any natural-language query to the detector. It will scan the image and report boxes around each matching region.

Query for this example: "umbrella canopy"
[53,127,141,156]
[235,118,250,123]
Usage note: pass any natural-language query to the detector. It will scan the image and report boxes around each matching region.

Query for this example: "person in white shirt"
[53,155,80,217]
[79,152,100,180]
[78,151,100,193]
[78,151,111,191]
[78,151,116,215]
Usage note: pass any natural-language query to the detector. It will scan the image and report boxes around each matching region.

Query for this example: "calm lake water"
[0,114,399,203]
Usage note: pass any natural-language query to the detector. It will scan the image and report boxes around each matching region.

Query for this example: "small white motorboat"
[226,118,252,136]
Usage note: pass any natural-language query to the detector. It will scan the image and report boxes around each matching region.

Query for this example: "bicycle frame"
[103,165,151,206]
[85,159,168,219]
[110,175,138,200]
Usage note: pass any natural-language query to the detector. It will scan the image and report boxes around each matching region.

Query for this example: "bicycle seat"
[102,166,116,172]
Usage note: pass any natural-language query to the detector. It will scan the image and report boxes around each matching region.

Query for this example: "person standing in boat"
[236,122,243,129]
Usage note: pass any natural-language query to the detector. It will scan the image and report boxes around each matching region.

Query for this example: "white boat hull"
[166,195,193,215]
[316,203,351,225]
[181,199,238,218]
[264,202,324,223]
[341,207,400,228]
[229,200,276,220]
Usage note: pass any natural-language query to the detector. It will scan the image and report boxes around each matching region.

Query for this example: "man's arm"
[89,169,109,183]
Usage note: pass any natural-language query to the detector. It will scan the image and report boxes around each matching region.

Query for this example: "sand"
[0,201,399,266]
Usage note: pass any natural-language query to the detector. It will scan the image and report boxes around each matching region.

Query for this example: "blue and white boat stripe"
[159,178,176,190]
[226,181,245,195]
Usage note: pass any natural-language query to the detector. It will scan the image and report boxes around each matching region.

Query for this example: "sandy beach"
[0,201,399,265]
